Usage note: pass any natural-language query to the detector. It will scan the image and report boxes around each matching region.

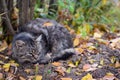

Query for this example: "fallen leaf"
[35,75,42,80]
[93,32,103,39]
[81,73,93,80]
[83,64,91,71]
[115,61,120,68]
[55,67,66,76]
[97,39,109,45]
[43,22,53,27]
[19,76,26,80]
[75,48,84,54]
[52,62,62,66]
[110,56,116,63]
[100,58,104,65]
[73,38,80,47]
[75,60,80,66]
[61,77,72,80]
[24,69,32,74]
[110,38,120,49]
[88,46,96,50]
[66,67,71,73]
[68,62,76,68]
[0,73,3,79]
[0,40,8,52]
[3,63,10,72]
[103,72,115,80]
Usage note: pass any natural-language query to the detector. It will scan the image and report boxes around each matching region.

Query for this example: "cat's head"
[12,32,43,63]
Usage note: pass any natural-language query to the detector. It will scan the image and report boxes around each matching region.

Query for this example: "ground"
[0,32,120,80]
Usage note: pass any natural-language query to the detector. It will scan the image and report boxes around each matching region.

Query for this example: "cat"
[12,18,75,64]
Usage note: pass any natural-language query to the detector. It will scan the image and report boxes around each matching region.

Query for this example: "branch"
[1,0,15,35]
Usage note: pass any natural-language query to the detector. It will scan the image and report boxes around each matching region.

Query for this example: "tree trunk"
[30,0,36,20]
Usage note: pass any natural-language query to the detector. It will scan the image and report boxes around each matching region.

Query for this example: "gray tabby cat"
[12,18,74,64]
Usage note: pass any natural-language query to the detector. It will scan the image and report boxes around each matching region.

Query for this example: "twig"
[1,0,15,35]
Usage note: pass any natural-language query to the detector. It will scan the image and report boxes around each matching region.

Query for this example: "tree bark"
[19,0,30,26]
[1,0,15,35]
[30,0,36,20]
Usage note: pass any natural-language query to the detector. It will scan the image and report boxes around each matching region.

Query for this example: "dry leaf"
[64,25,73,31]
[0,40,8,52]
[110,56,116,63]
[97,39,109,45]
[68,63,76,68]
[75,48,84,54]
[100,58,104,65]
[115,61,120,68]
[88,46,96,50]
[81,73,93,80]
[61,77,72,80]
[55,67,66,76]
[0,73,3,79]
[83,64,91,71]
[73,38,80,47]
[103,72,115,80]
[12,7,19,19]
[110,38,120,49]
[43,22,53,27]
[93,32,103,39]
[52,62,62,66]
[24,69,32,74]
[3,63,10,72]
[35,75,42,80]
[19,76,26,80]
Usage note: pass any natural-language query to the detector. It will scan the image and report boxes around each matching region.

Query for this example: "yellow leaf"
[100,58,104,65]
[9,60,19,67]
[88,46,96,50]
[75,60,80,66]
[52,62,62,67]
[83,23,91,34]
[73,38,80,47]
[61,77,72,80]
[64,25,72,31]
[0,40,8,52]
[12,7,19,19]
[74,13,79,18]
[72,21,76,26]
[93,32,102,39]
[35,75,42,80]
[68,62,76,68]
[81,73,93,80]
[106,72,114,76]
[102,0,107,5]
[3,63,10,72]
[66,67,71,73]
[75,48,84,54]
[24,69,32,74]
[110,56,116,63]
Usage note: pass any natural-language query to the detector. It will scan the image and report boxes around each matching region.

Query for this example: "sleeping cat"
[12,18,74,64]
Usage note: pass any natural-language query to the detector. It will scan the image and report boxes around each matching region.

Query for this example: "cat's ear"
[35,35,42,42]
[15,40,25,48]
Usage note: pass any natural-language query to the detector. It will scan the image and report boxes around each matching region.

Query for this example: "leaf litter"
[0,32,120,80]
